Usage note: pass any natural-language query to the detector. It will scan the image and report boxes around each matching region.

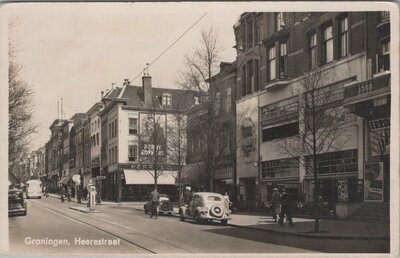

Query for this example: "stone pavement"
[48,193,389,240]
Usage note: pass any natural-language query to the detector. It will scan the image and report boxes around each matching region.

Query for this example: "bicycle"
[150,202,159,219]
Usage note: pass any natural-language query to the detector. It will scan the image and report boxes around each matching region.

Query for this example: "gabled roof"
[119,85,196,111]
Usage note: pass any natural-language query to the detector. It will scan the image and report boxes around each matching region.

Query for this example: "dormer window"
[162,93,172,107]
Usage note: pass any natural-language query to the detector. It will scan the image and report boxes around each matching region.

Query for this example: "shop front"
[121,169,177,201]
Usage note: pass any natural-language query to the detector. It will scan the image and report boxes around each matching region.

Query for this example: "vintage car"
[179,192,231,225]
[9,189,27,216]
[144,194,173,215]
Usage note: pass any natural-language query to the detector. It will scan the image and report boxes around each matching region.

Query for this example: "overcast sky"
[7,3,245,151]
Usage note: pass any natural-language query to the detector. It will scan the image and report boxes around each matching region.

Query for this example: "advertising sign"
[240,117,255,163]
[337,179,348,202]
[364,162,384,202]
[139,112,166,157]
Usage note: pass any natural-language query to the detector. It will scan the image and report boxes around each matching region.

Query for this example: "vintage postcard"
[1,1,399,257]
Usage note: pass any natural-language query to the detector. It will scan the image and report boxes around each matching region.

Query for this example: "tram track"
[30,199,195,254]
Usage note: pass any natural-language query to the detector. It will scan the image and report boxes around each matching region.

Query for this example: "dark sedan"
[9,189,27,216]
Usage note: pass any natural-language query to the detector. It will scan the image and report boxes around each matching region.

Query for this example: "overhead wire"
[131,12,208,83]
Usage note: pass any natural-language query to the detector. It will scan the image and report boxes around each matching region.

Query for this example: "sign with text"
[119,163,179,171]
[369,118,390,131]
[139,112,166,157]
[364,162,384,202]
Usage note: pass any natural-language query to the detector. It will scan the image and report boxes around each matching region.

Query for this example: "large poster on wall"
[364,162,384,202]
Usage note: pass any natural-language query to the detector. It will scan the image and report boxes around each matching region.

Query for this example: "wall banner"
[364,162,384,202]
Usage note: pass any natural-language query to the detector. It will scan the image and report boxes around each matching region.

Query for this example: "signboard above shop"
[369,118,390,131]
[118,163,179,171]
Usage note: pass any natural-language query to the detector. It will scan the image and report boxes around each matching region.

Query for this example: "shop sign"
[119,163,179,171]
[369,118,390,131]
[96,176,106,180]
[364,162,384,202]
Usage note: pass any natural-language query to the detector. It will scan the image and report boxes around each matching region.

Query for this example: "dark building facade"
[234,12,391,217]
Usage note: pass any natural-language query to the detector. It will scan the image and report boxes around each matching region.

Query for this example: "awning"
[123,170,177,185]
[59,177,69,185]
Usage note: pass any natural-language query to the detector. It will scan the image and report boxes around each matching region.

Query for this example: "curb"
[133,207,388,241]
[68,206,102,213]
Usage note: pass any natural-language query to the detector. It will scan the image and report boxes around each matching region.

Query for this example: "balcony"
[377,11,390,41]
[261,96,299,127]
[344,73,390,104]
[344,73,390,118]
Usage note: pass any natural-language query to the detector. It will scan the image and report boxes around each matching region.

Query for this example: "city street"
[9,197,314,255]
[9,197,389,255]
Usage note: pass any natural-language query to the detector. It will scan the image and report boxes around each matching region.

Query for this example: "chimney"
[142,74,152,107]
[101,91,104,99]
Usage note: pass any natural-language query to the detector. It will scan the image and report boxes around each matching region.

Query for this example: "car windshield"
[206,196,222,201]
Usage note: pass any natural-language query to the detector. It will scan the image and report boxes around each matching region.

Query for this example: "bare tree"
[139,109,168,190]
[166,113,194,205]
[277,68,348,232]
[8,19,37,170]
[176,27,222,102]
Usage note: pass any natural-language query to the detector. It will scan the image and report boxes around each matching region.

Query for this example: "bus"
[25,180,43,199]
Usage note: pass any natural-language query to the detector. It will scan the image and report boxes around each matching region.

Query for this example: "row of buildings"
[185,11,391,218]
[22,11,391,218]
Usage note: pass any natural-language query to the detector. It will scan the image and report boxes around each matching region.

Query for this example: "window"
[241,66,246,96]
[129,118,138,135]
[261,158,298,179]
[162,94,172,107]
[245,19,253,48]
[226,87,231,111]
[114,119,117,137]
[215,91,221,115]
[279,42,288,78]
[309,33,317,69]
[262,122,299,142]
[247,60,253,94]
[322,25,334,63]
[306,149,358,175]
[267,46,276,81]
[128,145,138,161]
[338,17,349,58]
[275,12,285,31]
[377,40,390,72]
[109,123,112,138]
[96,133,99,145]
[254,59,260,91]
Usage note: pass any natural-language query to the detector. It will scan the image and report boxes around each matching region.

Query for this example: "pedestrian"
[223,192,233,212]
[42,186,48,198]
[67,186,72,202]
[60,186,66,202]
[271,188,281,222]
[77,187,82,204]
[279,189,294,226]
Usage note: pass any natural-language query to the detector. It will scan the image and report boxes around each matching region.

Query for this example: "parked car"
[179,192,231,225]
[144,194,173,215]
[9,189,27,216]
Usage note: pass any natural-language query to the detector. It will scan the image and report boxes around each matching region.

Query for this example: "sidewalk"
[48,194,389,240]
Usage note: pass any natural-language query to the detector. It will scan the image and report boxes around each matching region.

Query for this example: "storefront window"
[306,149,358,175]
[261,158,299,179]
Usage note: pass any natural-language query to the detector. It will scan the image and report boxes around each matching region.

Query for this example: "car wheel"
[23,211,27,216]
[221,219,228,226]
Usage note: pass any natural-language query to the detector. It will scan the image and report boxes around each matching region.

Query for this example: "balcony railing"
[344,73,390,100]
[261,96,299,126]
